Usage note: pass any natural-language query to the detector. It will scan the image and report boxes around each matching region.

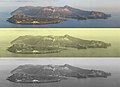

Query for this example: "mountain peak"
[46,6,55,8]
[64,64,70,66]
[64,5,72,8]
[64,34,71,37]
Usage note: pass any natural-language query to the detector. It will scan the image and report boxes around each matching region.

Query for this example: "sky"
[0,28,120,43]
[0,0,120,12]
[0,58,120,73]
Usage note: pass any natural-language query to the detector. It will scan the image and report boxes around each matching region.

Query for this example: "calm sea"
[0,64,120,87]
[0,9,120,28]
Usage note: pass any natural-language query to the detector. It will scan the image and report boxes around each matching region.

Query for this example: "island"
[7,35,111,54]
[7,5,111,25]
[7,64,111,83]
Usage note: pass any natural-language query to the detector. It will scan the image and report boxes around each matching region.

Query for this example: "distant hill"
[7,5,111,25]
[7,64,111,83]
[7,35,111,54]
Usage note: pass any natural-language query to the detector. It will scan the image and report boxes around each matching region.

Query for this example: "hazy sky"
[0,28,120,43]
[0,0,120,11]
[0,58,120,73]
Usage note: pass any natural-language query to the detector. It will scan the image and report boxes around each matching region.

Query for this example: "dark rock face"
[7,64,111,83]
[7,35,111,54]
[8,5,111,24]
[7,15,64,25]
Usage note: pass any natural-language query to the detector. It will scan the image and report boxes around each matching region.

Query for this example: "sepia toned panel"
[0,28,120,57]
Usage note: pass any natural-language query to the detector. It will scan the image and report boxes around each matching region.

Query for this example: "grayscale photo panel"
[0,58,119,87]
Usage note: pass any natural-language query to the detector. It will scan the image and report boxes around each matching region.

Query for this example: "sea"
[0,58,120,87]
[0,8,120,28]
